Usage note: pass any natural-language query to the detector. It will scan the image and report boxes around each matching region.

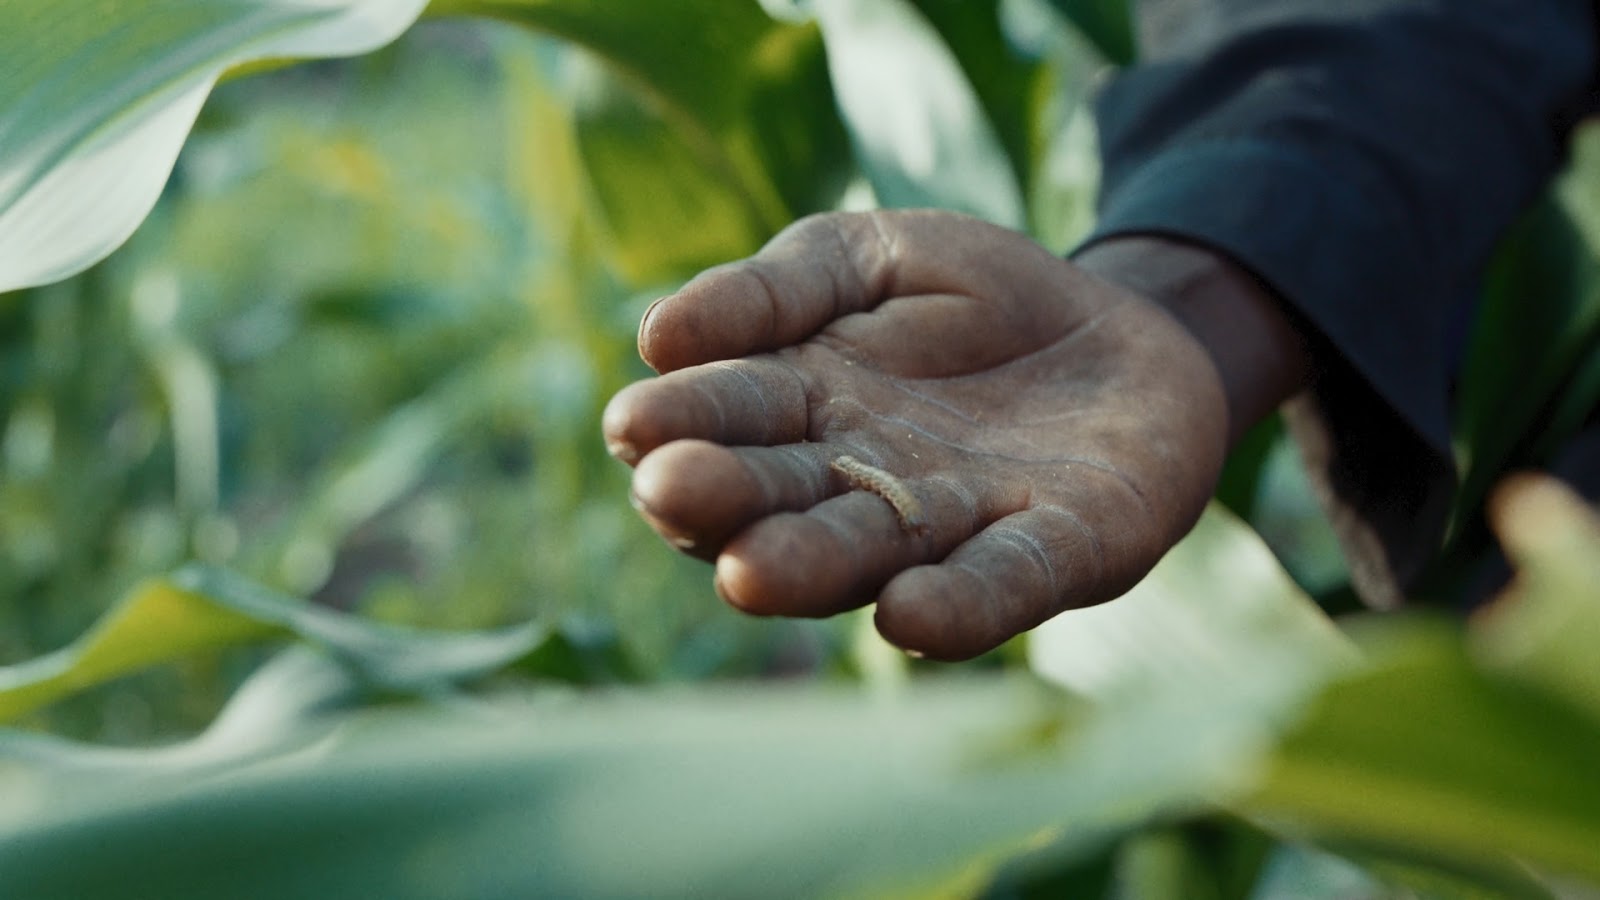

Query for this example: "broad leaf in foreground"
[0,674,1272,900]
[1250,476,1600,885]
[0,504,1351,899]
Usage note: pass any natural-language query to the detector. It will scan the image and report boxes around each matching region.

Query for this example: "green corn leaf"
[1250,842,1556,900]
[0,565,546,723]
[0,0,850,294]
[0,0,428,293]
[1320,843,1564,900]
[0,509,1354,899]
[0,648,368,777]
[0,672,1272,900]
[906,0,1050,202]
[1213,414,1285,527]
[570,66,771,283]
[1453,197,1600,533]
[1248,617,1600,885]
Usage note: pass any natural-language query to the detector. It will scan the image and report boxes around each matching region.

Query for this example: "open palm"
[603,211,1231,659]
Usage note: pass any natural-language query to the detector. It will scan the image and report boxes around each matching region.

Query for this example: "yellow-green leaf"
[0,566,545,723]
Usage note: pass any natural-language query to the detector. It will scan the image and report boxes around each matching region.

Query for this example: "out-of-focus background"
[3,22,830,739]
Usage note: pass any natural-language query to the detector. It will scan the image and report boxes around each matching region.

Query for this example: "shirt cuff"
[1083,135,1453,457]
[1079,137,1460,605]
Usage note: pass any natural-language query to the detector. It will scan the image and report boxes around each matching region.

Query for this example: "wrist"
[1073,234,1311,447]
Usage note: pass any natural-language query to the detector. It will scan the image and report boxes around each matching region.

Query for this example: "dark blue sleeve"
[1082,1,1598,603]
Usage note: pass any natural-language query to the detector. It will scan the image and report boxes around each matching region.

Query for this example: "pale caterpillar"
[831,455,927,535]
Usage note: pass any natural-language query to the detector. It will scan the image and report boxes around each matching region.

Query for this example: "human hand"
[603,211,1301,660]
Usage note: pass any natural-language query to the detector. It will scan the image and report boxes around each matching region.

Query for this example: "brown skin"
[602,210,1310,660]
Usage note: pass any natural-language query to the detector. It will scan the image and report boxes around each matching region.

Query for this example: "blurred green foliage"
[0,23,847,741]
[2,0,1599,897]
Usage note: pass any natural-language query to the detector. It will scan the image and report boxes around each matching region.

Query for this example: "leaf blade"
[811,0,1026,226]
[0,0,429,292]
[0,566,546,723]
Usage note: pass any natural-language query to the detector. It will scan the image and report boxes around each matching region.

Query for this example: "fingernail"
[639,294,671,335]
[606,437,641,465]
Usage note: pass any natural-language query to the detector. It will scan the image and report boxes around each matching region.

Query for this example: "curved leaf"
[0,0,429,292]
[0,648,361,778]
[907,0,1050,203]
[0,565,545,723]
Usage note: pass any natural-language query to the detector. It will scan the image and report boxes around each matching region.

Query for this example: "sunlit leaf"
[0,575,274,723]
[0,508,1350,897]
[0,0,429,292]
[1035,498,1600,888]
[0,565,545,723]
[809,0,1026,226]
[0,649,359,784]
[1554,122,1600,257]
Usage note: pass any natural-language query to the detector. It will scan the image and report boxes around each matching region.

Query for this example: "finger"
[639,213,893,373]
[873,505,1156,661]
[629,440,838,560]
[713,474,995,618]
[820,292,1074,378]
[639,210,1081,373]
[602,357,810,465]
